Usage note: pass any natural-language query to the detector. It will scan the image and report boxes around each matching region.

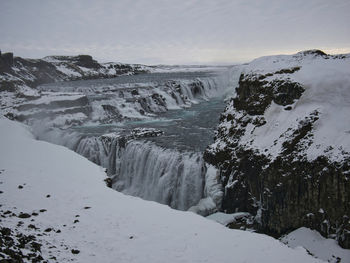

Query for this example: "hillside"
[0,52,150,111]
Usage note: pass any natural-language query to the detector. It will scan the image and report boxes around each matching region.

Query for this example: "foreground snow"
[281,227,350,263]
[0,118,322,262]
[207,212,251,226]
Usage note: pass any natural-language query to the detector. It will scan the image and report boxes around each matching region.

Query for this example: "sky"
[0,0,350,65]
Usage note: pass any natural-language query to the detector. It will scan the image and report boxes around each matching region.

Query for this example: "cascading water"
[27,68,241,215]
[111,140,205,210]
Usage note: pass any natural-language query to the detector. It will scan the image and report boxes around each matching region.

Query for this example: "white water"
[112,140,206,210]
[29,69,241,212]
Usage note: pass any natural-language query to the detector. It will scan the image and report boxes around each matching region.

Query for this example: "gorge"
[1,50,349,262]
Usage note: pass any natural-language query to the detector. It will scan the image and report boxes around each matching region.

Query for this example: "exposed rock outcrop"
[204,50,350,248]
[0,52,14,72]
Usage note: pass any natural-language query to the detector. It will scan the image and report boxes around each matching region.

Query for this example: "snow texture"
[207,212,251,226]
[281,227,350,263]
[0,117,322,262]
[213,51,350,163]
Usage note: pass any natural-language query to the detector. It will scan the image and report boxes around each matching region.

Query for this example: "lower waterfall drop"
[111,140,206,211]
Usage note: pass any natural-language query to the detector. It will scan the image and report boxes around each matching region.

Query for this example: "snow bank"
[281,227,350,263]
[0,117,322,262]
[207,212,251,226]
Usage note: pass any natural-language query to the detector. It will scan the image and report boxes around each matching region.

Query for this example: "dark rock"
[104,178,112,188]
[75,55,100,69]
[298,49,328,57]
[31,241,42,252]
[205,69,349,248]
[1,227,11,236]
[18,213,31,219]
[274,66,301,74]
[0,52,14,72]
[233,74,304,115]
[18,185,23,189]
[71,249,80,254]
[131,89,139,96]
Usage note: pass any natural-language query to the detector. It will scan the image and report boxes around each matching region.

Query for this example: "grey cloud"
[0,0,349,64]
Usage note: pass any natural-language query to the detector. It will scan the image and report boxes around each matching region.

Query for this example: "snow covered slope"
[281,227,350,263]
[204,50,350,248]
[0,117,322,262]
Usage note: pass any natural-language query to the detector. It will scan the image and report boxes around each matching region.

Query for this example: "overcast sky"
[1,0,349,65]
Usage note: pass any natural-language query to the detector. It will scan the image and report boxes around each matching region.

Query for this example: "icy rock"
[131,128,164,138]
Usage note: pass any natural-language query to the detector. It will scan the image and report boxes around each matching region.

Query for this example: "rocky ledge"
[204,50,350,248]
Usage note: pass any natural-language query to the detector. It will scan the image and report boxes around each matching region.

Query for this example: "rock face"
[0,52,14,71]
[204,50,350,248]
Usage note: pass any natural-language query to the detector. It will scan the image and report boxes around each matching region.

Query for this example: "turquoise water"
[71,97,225,152]
[46,71,228,152]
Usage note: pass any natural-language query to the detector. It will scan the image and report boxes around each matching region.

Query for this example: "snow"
[234,52,350,162]
[55,64,82,77]
[189,165,223,216]
[29,93,86,105]
[0,117,322,262]
[281,227,350,263]
[207,212,251,226]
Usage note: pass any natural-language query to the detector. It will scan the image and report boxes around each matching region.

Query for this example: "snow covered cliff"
[204,50,350,248]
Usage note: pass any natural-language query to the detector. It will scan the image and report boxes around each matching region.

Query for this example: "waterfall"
[35,129,210,211]
[29,71,232,213]
[111,140,206,211]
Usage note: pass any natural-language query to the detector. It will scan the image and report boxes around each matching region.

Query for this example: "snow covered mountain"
[0,117,322,262]
[0,52,150,111]
[204,50,350,248]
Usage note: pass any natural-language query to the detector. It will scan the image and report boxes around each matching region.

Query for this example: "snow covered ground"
[281,227,350,263]
[0,117,322,262]
[207,212,251,226]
